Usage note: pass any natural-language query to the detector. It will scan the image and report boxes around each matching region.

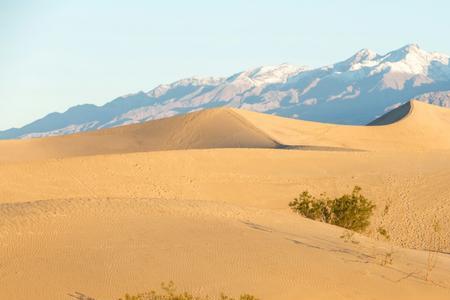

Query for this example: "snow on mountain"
[1,44,450,139]
[229,63,308,86]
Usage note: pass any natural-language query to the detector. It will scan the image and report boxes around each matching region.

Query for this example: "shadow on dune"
[278,144,365,152]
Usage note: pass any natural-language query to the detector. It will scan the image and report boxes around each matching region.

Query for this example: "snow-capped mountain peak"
[227,63,308,86]
[331,48,380,73]
[379,44,449,75]
[382,43,447,63]
[350,48,379,64]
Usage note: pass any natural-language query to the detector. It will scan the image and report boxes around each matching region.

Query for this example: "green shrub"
[289,186,376,233]
[288,191,331,222]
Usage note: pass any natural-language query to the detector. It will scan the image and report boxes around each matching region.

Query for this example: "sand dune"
[1,100,450,163]
[0,108,278,162]
[1,100,450,299]
[233,100,450,151]
[1,149,449,250]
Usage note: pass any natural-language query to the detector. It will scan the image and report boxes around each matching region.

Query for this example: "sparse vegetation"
[375,225,394,266]
[371,201,394,266]
[289,186,376,233]
[376,201,391,242]
[377,226,390,241]
[425,220,444,282]
[117,282,259,300]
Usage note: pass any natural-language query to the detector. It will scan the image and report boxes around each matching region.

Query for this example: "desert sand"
[0,100,449,299]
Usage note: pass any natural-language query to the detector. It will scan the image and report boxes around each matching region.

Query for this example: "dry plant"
[379,245,394,266]
[377,226,390,241]
[376,201,391,241]
[425,220,444,282]
[372,200,395,266]
[117,281,259,300]
[340,229,359,244]
[370,226,394,266]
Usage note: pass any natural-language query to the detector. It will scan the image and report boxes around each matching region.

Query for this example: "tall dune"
[0,108,278,162]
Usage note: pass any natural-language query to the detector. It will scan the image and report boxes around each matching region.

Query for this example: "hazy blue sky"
[1,0,449,129]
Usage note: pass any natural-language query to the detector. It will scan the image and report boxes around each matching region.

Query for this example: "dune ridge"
[367,102,413,126]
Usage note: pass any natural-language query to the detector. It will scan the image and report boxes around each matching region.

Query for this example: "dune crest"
[368,102,413,126]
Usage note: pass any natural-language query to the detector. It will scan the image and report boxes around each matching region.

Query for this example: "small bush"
[288,191,331,222]
[289,186,376,232]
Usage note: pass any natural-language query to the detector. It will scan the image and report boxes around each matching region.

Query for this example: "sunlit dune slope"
[233,100,450,151]
[1,100,450,162]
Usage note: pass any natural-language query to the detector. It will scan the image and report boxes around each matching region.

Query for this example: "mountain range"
[2,43,450,139]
